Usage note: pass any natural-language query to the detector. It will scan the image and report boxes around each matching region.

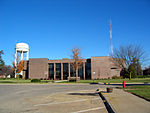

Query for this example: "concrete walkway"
[103,88,150,113]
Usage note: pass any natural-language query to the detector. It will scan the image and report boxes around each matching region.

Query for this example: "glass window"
[56,63,61,80]
[85,59,91,79]
[78,64,83,79]
[70,63,75,77]
[63,63,68,80]
[49,63,54,80]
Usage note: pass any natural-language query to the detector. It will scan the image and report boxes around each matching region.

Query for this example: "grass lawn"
[0,78,53,84]
[0,79,31,83]
[0,78,150,84]
[79,78,150,84]
[124,85,150,101]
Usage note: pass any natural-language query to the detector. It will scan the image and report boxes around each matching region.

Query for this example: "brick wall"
[91,56,121,79]
[29,58,48,79]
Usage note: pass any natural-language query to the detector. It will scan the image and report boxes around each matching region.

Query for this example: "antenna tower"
[109,20,113,57]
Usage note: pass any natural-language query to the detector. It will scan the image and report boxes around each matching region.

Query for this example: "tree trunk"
[76,67,78,82]
[129,72,131,80]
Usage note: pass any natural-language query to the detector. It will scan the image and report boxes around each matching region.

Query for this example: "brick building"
[23,56,122,80]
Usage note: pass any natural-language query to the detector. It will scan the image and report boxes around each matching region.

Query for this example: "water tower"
[15,43,29,78]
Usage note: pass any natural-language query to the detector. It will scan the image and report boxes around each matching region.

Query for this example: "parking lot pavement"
[26,89,107,113]
[0,84,107,113]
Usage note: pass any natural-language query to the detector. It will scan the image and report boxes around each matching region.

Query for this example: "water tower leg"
[20,51,23,77]
[27,51,29,60]
[21,51,23,60]
[15,50,17,78]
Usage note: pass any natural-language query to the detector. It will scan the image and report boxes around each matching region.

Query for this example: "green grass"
[0,78,150,84]
[79,78,150,83]
[124,85,150,101]
[0,78,53,84]
[0,79,31,83]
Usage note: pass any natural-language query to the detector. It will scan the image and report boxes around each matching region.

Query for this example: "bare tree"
[71,47,83,82]
[111,44,147,79]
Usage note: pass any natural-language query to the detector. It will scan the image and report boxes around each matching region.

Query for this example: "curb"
[97,89,115,113]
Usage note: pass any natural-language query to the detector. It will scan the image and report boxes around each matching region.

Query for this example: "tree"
[0,50,5,66]
[0,65,14,77]
[12,55,24,78]
[143,66,150,75]
[111,44,147,79]
[70,47,82,82]
[128,65,137,79]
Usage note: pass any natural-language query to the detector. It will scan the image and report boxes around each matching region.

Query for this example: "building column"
[54,63,56,80]
[61,63,63,80]
[83,62,86,80]
[68,63,70,79]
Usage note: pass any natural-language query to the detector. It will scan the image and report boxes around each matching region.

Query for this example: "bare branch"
[112,44,148,69]
[70,46,83,82]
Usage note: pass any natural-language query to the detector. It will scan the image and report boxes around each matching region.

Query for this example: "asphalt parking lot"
[0,84,108,113]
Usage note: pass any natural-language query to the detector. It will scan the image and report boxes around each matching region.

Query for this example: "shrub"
[69,78,76,82]
[0,78,6,80]
[40,78,43,80]
[68,77,76,82]
[144,75,150,78]
[138,75,150,78]
[31,79,41,83]
[112,76,122,79]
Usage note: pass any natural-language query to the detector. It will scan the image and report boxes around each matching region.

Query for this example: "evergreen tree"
[128,65,137,78]
[0,50,5,66]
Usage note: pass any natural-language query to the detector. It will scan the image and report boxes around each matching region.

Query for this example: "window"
[63,63,68,80]
[49,63,54,80]
[56,63,61,80]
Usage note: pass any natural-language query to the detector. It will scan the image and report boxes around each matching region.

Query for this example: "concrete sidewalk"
[103,88,150,113]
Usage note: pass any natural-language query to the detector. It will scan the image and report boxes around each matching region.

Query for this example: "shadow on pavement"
[89,82,99,85]
[101,91,107,93]
[68,92,98,96]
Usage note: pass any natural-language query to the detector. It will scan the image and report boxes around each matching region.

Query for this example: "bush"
[40,78,43,80]
[112,76,122,79]
[16,75,23,79]
[120,68,129,78]
[0,78,6,80]
[69,78,76,82]
[31,79,41,83]
[68,77,80,82]
[144,75,150,78]
[138,75,150,78]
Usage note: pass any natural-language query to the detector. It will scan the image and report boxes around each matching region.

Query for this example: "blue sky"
[0,0,150,65]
